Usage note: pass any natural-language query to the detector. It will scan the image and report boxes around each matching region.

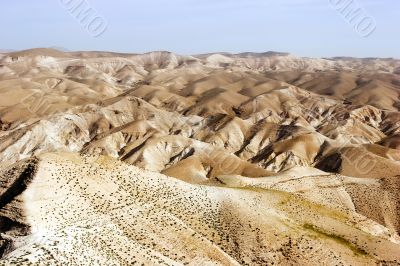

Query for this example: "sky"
[1,0,399,58]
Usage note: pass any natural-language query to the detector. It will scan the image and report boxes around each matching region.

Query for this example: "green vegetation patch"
[302,223,368,256]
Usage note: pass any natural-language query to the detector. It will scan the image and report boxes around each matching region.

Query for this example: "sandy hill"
[0,49,399,264]
[0,153,399,265]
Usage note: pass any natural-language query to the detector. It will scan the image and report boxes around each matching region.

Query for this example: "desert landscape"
[0,48,399,265]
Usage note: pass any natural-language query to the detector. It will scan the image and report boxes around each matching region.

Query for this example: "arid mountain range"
[0,48,399,265]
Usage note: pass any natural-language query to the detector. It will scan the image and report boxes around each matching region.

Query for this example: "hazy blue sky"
[1,0,399,57]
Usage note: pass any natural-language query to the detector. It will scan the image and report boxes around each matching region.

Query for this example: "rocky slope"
[1,153,399,265]
[0,48,399,265]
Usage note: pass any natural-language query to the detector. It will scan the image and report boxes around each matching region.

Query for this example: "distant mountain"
[234,51,290,57]
[49,46,70,52]
[0,49,15,53]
